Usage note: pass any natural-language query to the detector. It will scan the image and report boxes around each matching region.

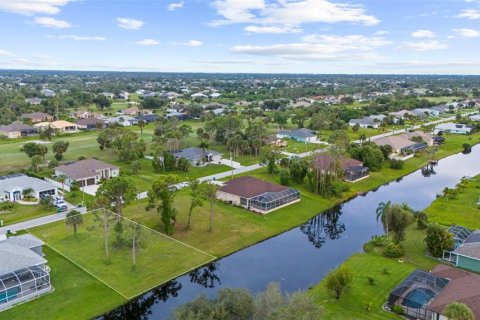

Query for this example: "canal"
[101,146,480,319]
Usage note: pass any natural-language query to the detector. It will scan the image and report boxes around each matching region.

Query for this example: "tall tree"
[146,175,179,235]
[65,210,83,238]
[376,201,391,236]
[259,144,280,174]
[96,176,136,217]
[186,179,205,230]
[201,182,218,232]
[387,204,413,243]
[52,141,69,161]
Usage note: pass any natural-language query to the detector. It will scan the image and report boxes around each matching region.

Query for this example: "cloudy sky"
[1,0,480,74]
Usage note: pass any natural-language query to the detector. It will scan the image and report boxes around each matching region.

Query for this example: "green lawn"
[282,139,325,154]
[1,246,125,320]
[28,211,214,298]
[425,175,480,229]
[0,204,56,226]
[309,253,414,320]
[310,225,437,319]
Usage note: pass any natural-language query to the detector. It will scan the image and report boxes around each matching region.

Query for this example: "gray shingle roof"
[0,235,46,275]
[172,147,222,161]
[0,174,56,193]
[55,159,118,180]
[0,122,37,133]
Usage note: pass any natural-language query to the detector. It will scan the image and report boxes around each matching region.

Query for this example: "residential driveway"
[220,158,243,168]
[82,184,100,196]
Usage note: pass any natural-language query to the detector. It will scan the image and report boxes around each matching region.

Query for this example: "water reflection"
[101,280,182,320]
[100,263,221,320]
[300,205,346,248]
[421,163,437,177]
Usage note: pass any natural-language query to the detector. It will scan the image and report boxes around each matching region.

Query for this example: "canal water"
[101,146,480,319]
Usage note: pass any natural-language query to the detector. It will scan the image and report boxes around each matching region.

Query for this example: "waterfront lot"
[28,211,214,299]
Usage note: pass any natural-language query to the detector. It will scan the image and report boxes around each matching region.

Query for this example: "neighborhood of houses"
[1,84,480,317]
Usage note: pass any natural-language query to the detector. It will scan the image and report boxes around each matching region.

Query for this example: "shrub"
[78,156,86,160]
[392,305,404,315]
[383,243,404,258]
[279,169,290,186]
[0,202,16,212]
[368,277,376,286]
[416,211,429,230]
[390,159,404,170]
[382,267,390,275]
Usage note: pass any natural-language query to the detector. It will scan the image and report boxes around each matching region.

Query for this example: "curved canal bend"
[101,146,480,320]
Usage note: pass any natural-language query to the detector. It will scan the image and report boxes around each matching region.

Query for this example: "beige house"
[20,112,53,123]
[0,122,38,138]
[34,120,79,133]
[55,159,119,187]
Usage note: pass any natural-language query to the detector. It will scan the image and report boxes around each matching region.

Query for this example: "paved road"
[0,206,86,235]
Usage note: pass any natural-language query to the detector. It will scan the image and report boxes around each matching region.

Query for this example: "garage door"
[86,178,96,186]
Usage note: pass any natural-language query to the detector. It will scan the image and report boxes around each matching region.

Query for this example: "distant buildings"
[171,147,222,167]
[20,112,53,123]
[434,123,472,135]
[312,154,369,182]
[0,122,37,138]
[276,128,318,143]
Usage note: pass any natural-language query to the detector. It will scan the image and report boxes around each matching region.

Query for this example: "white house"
[434,122,472,135]
[348,117,379,129]
[0,173,57,202]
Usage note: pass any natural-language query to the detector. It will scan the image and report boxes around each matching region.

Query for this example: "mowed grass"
[28,212,214,298]
[309,253,414,320]
[426,175,480,229]
[1,246,125,320]
[0,204,56,226]
[310,226,437,320]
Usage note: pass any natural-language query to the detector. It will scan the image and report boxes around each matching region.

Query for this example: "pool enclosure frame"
[387,269,449,320]
[248,188,301,213]
[0,265,51,310]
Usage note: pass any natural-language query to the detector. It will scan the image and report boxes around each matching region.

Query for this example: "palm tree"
[376,201,391,236]
[201,183,218,232]
[65,210,83,238]
[58,174,68,194]
[22,188,34,199]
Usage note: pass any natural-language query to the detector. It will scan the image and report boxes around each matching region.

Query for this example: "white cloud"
[33,16,71,28]
[244,25,302,34]
[116,17,144,30]
[231,34,390,61]
[411,29,435,38]
[0,0,73,15]
[398,40,447,52]
[47,35,107,41]
[451,28,480,38]
[183,40,203,46]
[135,39,159,46]
[0,49,13,57]
[456,9,480,19]
[167,1,184,11]
[374,30,389,36]
[211,0,379,27]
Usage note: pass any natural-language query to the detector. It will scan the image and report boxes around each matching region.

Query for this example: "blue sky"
[1,0,480,74]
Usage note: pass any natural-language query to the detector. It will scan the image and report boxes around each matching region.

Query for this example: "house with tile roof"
[216,176,300,214]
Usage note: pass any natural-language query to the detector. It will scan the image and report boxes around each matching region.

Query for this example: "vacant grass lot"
[28,212,214,298]
[425,175,480,229]
[1,246,125,320]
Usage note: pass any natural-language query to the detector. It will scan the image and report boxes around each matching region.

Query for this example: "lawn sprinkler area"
[27,209,215,299]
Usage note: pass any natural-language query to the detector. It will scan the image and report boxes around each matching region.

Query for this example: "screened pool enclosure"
[0,266,51,310]
[249,188,300,212]
[387,269,449,320]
